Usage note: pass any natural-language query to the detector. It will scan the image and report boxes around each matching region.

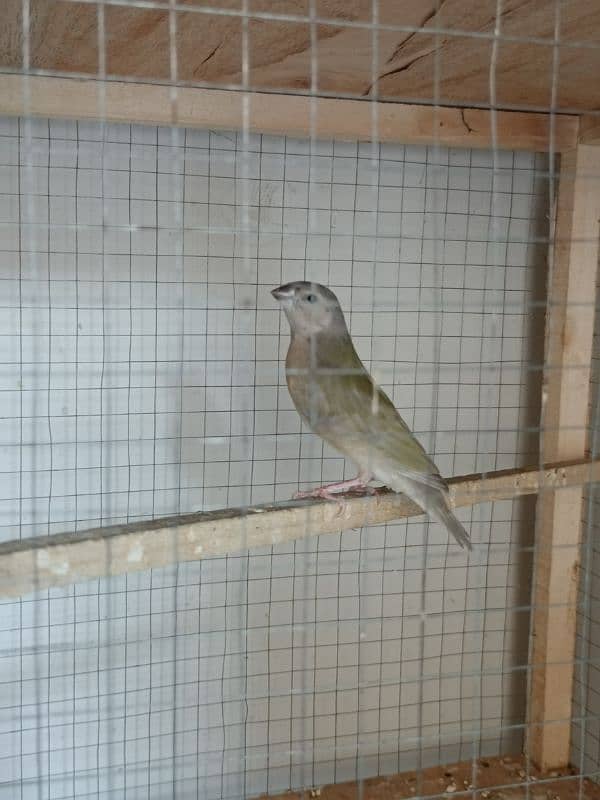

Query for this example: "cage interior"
[1,2,600,800]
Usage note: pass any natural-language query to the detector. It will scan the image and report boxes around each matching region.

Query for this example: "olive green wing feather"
[308,368,442,484]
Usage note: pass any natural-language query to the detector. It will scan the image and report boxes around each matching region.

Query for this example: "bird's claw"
[359,485,378,496]
[293,487,339,502]
[293,487,346,516]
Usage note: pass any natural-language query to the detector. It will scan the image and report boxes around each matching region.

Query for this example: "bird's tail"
[398,475,472,550]
[427,496,472,550]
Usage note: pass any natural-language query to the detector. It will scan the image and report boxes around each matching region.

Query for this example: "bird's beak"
[271,284,295,302]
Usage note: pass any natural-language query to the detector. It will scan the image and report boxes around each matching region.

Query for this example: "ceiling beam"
[0,74,579,152]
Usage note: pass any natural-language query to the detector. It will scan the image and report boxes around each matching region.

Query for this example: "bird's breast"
[285,342,329,429]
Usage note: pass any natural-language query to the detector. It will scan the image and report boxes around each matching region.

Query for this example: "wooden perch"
[0,459,598,600]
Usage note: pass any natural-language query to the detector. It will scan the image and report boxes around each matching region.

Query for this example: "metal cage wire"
[1,1,600,799]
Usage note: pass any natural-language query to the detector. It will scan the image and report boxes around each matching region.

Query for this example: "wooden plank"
[1,0,600,115]
[579,115,600,145]
[528,146,600,771]
[1,459,599,600]
[0,74,579,152]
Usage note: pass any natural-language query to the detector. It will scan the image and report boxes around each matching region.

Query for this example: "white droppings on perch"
[37,550,69,575]
[127,543,144,563]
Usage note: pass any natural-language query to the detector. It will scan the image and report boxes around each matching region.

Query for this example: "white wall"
[0,116,548,799]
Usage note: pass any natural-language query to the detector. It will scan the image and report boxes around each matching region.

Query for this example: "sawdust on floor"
[257,755,598,800]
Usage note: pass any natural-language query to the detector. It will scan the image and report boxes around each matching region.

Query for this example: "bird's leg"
[293,472,374,501]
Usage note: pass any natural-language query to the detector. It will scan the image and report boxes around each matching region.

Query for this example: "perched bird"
[271,280,471,549]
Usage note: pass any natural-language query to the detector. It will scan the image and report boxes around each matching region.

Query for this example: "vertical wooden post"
[529,144,600,770]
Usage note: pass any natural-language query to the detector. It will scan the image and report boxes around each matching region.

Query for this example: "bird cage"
[1,1,600,799]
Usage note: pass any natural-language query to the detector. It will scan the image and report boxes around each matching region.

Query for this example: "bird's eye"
[306,294,317,303]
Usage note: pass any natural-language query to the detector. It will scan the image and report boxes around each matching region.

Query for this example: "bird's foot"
[352,484,378,496]
[293,475,375,504]
[294,486,343,502]
[293,486,347,517]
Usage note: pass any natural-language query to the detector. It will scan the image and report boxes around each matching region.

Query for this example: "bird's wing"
[310,369,443,486]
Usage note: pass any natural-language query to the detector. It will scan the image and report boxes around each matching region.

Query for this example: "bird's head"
[271,281,347,337]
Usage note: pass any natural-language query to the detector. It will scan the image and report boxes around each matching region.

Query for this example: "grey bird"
[271,280,472,549]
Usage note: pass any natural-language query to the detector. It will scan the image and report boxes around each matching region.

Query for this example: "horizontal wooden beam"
[0,459,598,600]
[0,74,579,152]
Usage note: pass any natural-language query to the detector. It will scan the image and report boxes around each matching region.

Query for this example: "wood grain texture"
[579,115,600,145]
[1,0,600,113]
[0,74,579,152]
[528,146,600,771]
[1,459,599,600]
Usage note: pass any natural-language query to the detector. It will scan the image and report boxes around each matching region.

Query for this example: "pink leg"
[293,473,374,502]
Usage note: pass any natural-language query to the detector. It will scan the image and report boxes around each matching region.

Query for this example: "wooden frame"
[579,115,600,146]
[528,145,600,770]
[1,57,599,777]
[0,74,579,153]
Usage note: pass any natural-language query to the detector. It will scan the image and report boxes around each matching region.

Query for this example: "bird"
[271,280,472,549]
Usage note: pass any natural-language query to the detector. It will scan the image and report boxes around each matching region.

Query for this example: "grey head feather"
[271,281,348,338]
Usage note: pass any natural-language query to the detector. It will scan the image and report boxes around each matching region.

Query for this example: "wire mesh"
[0,0,599,799]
